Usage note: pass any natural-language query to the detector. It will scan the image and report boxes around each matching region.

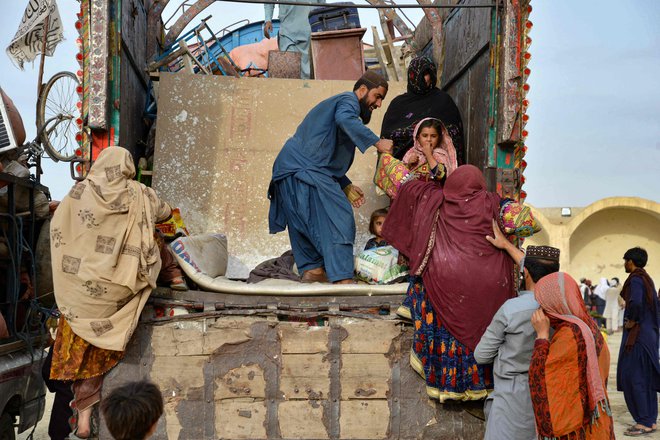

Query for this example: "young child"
[101,381,164,440]
[402,118,458,180]
[365,208,389,250]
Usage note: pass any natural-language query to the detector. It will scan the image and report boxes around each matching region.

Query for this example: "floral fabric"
[50,318,123,382]
[404,277,492,402]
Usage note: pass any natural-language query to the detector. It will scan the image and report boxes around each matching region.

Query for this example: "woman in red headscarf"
[382,165,516,401]
[530,272,614,439]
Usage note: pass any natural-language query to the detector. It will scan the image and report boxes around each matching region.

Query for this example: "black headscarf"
[381,56,465,162]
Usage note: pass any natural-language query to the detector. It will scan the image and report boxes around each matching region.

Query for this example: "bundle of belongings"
[354,245,408,285]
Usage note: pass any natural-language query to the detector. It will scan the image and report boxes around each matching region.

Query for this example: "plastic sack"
[156,207,190,239]
[355,245,408,285]
[170,233,228,278]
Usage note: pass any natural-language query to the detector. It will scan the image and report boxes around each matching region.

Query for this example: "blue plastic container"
[217,20,281,53]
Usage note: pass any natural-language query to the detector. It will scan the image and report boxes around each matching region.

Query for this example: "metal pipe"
[213,0,495,8]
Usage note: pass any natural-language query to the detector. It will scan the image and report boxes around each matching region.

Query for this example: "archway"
[568,203,660,282]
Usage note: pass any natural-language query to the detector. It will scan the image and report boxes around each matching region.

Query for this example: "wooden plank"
[440,1,491,87]
[152,287,406,310]
[341,320,400,354]
[216,400,267,439]
[371,27,395,81]
[341,354,390,399]
[280,354,330,400]
[203,318,256,354]
[150,324,204,356]
[279,401,329,439]
[215,364,266,400]
[279,323,329,354]
[379,11,405,81]
[150,355,207,397]
[340,400,390,439]
[467,51,491,173]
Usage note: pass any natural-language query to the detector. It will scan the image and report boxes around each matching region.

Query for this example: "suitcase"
[308,3,360,33]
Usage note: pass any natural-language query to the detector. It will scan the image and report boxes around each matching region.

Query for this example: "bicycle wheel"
[37,71,80,162]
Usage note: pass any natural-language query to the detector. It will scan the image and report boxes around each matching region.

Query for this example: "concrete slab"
[152,74,405,276]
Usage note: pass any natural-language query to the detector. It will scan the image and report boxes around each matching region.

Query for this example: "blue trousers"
[620,348,659,427]
[273,176,355,282]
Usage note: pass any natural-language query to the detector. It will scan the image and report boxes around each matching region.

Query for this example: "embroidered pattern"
[90,320,114,336]
[78,209,100,228]
[82,280,107,297]
[95,235,116,254]
[105,165,122,181]
[108,196,129,211]
[59,306,78,321]
[121,244,141,258]
[51,228,65,248]
[69,183,86,200]
[62,255,81,274]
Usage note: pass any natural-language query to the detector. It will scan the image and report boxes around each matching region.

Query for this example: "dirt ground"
[17,330,659,439]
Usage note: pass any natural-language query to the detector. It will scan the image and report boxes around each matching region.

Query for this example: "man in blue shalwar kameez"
[264,0,325,79]
[617,247,660,436]
[268,71,393,284]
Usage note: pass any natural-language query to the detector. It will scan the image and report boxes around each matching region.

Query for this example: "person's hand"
[264,21,273,39]
[375,139,393,155]
[350,185,365,208]
[407,154,419,168]
[343,184,365,208]
[531,308,550,339]
[485,219,509,249]
[421,139,433,157]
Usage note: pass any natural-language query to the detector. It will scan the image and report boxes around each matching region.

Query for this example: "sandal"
[170,276,189,291]
[624,426,655,437]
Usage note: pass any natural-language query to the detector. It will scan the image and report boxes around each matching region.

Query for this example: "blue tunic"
[617,276,660,427]
[268,92,380,281]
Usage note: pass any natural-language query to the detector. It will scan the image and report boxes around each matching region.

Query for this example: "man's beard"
[359,96,372,124]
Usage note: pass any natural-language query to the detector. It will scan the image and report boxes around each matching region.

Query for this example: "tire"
[0,413,15,440]
[37,71,80,162]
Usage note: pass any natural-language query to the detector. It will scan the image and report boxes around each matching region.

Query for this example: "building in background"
[526,197,660,282]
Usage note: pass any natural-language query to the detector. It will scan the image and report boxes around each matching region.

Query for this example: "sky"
[0,0,658,207]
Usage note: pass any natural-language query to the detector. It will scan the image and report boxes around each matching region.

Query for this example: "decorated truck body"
[66,0,533,438]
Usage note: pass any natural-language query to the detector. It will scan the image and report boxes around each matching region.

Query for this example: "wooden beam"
[379,11,405,81]
[371,26,396,81]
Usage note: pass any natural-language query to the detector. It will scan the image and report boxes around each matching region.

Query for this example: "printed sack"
[355,245,408,285]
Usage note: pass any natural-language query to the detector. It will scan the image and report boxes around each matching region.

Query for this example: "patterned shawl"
[531,272,611,438]
[401,117,458,175]
[50,147,171,351]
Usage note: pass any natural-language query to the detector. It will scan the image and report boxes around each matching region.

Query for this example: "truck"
[0,100,49,438]
[59,0,533,438]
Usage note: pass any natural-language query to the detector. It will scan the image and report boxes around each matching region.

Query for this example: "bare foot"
[76,407,92,438]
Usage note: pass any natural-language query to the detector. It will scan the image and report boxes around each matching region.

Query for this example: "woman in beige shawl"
[49,147,171,438]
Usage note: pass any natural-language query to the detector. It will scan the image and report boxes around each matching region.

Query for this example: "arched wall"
[569,207,660,283]
[522,198,660,283]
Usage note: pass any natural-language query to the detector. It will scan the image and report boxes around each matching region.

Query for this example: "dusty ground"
[17,331,659,439]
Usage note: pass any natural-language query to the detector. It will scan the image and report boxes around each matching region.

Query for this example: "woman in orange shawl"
[530,272,614,439]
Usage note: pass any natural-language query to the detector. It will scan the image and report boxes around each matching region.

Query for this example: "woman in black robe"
[381,56,465,163]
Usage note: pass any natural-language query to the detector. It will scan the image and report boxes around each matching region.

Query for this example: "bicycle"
[35,71,81,162]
